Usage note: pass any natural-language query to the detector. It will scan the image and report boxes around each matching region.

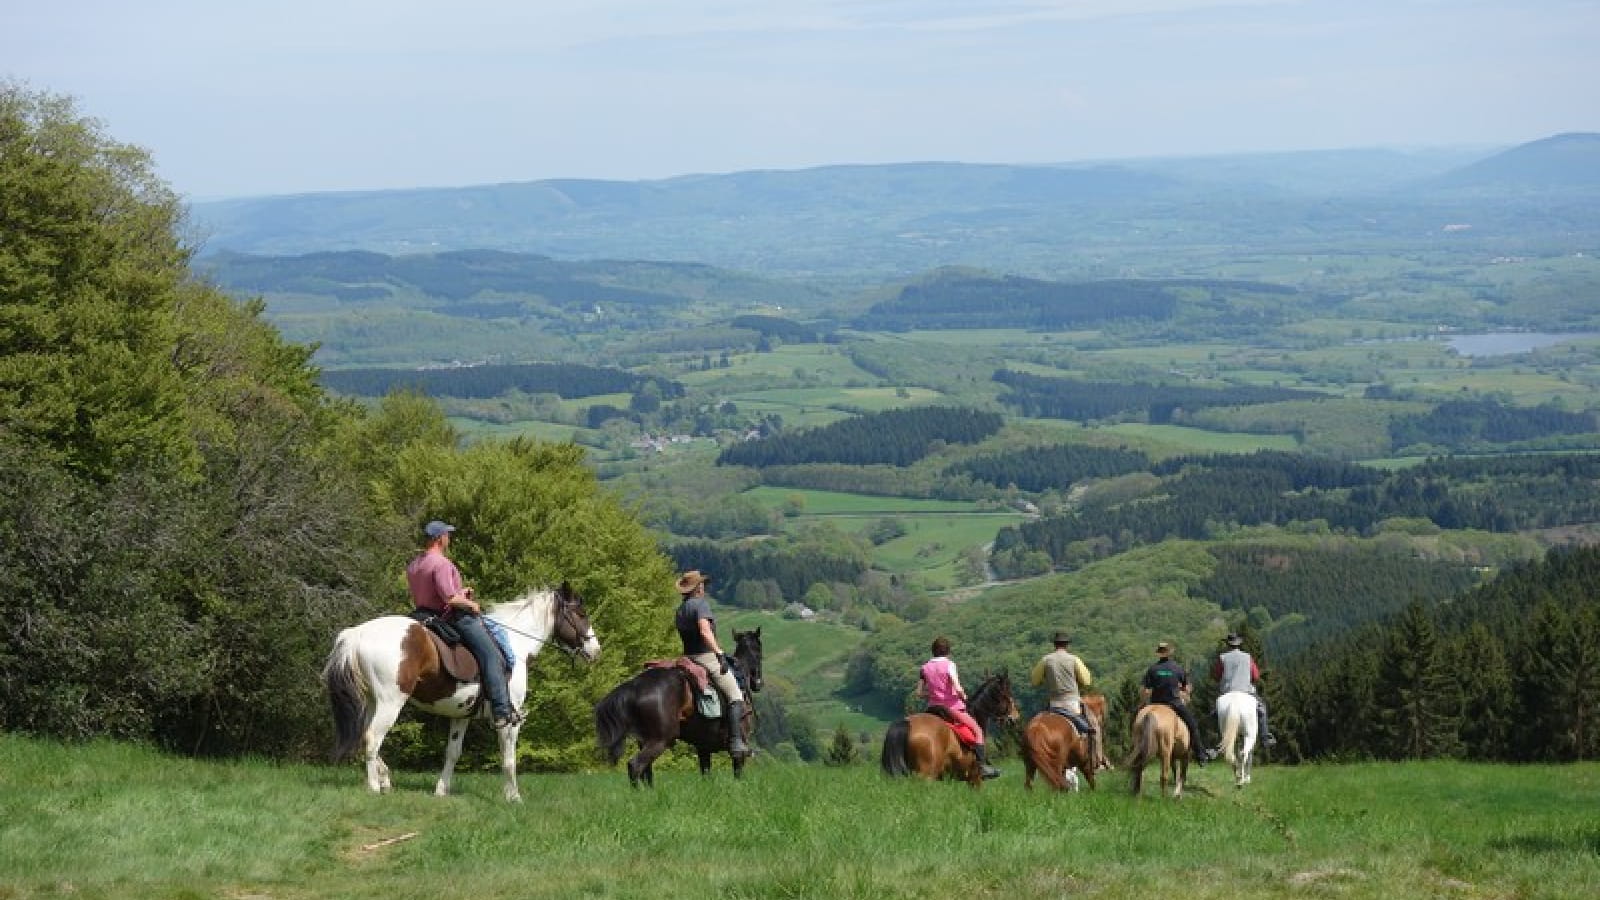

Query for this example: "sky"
[6,0,1598,200]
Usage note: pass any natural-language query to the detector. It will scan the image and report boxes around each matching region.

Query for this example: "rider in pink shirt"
[917,636,1001,779]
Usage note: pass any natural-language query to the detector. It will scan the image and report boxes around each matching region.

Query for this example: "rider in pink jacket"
[917,636,1001,779]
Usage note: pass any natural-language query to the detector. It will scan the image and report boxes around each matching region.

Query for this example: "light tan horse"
[1020,693,1107,792]
[1126,703,1189,799]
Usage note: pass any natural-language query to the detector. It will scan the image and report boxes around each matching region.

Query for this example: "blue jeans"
[455,614,513,719]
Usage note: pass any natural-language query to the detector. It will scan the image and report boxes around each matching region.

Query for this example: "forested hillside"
[1275,545,1600,762]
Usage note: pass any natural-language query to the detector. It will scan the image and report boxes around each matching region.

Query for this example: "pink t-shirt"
[406,549,463,614]
[921,657,966,711]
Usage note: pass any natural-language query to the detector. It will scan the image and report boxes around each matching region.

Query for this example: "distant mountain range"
[191,136,1600,280]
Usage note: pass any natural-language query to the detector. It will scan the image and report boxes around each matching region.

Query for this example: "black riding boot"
[973,743,1001,779]
[726,701,750,755]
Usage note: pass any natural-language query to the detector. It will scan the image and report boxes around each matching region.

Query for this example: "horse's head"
[733,628,763,693]
[551,581,601,662]
[972,670,1020,728]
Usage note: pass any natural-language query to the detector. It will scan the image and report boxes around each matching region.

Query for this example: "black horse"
[595,628,763,786]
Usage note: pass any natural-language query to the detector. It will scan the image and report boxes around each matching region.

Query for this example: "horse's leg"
[362,692,406,794]
[731,748,746,780]
[698,747,713,777]
[628,738,670,789]
[435,717,470,797]
[499,722,522,802]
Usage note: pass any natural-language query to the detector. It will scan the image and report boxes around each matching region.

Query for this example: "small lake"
[1444,332,1600,357]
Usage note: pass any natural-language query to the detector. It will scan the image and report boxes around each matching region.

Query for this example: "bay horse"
[594,628,764,786]
[323,583,600,801]
[1020,693,1108,792]
[1126,702,1189,799]
[1215,690,1260,787]
[880,671,1019,787]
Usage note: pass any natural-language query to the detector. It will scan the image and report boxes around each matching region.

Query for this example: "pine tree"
[1375,601,1460,759]
[1455,622,1514,760]
[1515,601,1575,761]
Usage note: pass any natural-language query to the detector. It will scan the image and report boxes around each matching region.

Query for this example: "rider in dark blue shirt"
[1141,641,1208,766]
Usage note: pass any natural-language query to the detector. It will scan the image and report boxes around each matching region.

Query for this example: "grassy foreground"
[2,735,1597,899]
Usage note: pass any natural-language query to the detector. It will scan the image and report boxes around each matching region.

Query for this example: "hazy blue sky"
[7,0,1597,199]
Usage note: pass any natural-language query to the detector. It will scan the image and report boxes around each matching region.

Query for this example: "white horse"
[1215,690,1260,787]
[323,583,601,801]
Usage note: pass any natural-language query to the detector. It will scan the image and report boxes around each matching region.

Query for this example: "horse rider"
[1030,630,1100,768]
[1140,641,1207,766]
[674,570,750,756]
[1211,632,1277,749]
[405,520,521,729]
[916,636,1001,779]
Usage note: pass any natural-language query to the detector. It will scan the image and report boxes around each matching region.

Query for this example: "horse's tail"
[1220,698,1241,767]
[880,718,911,777]
[1125,708,1154,771]
[323,627,368,763]
[594,678,638,766]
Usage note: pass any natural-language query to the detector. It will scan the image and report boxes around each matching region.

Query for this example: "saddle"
[420,620,482,683]
[1044,707,1096,736]
[645,657,722,718]
[924,705,979,748]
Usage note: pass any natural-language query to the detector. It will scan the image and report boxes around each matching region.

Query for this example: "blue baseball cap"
[424,520,456,540]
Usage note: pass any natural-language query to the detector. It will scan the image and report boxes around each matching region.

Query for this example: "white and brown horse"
[323,583,600,801]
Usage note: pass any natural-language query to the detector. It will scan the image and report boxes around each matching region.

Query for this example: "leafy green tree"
[0,84,195,481]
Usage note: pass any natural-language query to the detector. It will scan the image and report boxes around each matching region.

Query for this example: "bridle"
[493,590,596,663]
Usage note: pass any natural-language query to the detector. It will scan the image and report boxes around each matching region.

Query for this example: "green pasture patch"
[447,417,606,448]
[1103,423,1302,454]
[859,514,1022,586]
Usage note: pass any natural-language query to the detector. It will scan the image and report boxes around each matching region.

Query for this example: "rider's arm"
[697,617,723,656]
[1029,659,1046,687]
[948,660,966,700]
[1076,658,1092,688]
[1251,659,1261,681]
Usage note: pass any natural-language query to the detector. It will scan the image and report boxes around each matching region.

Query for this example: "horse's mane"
[486,587,556,620]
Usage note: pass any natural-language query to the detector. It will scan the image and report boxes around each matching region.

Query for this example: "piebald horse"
[1215,690,1260,787]
[324,583,600,801]
[1126,702,1189,799]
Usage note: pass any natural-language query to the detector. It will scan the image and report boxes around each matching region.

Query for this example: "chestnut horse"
[324,583,600,801]
[1127,702,1189,799]
[1021,693,1108,792]
[880,672,1019,787]
[594,629,764,786]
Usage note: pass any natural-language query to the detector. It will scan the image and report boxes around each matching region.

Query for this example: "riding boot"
[973,743,1001,779]
[726,701,750,755]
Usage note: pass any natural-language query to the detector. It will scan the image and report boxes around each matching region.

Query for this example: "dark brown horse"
[1127,702,1189,799]
[594,629,763,786]
[1021,693,1107,792]
[880,671,1019,787]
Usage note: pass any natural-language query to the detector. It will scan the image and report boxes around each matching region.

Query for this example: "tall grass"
[3,735,1597,899]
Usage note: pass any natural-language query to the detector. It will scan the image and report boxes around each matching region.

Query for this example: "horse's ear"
[559,580,573,598]
[754,627,761,638]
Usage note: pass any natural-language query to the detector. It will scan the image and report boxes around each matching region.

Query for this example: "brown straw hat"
[675,570,710,594]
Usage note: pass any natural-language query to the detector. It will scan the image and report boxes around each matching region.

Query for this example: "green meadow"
[4,735,1596,900]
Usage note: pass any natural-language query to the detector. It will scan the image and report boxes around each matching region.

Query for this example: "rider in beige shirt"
[1030,631,1099,766]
